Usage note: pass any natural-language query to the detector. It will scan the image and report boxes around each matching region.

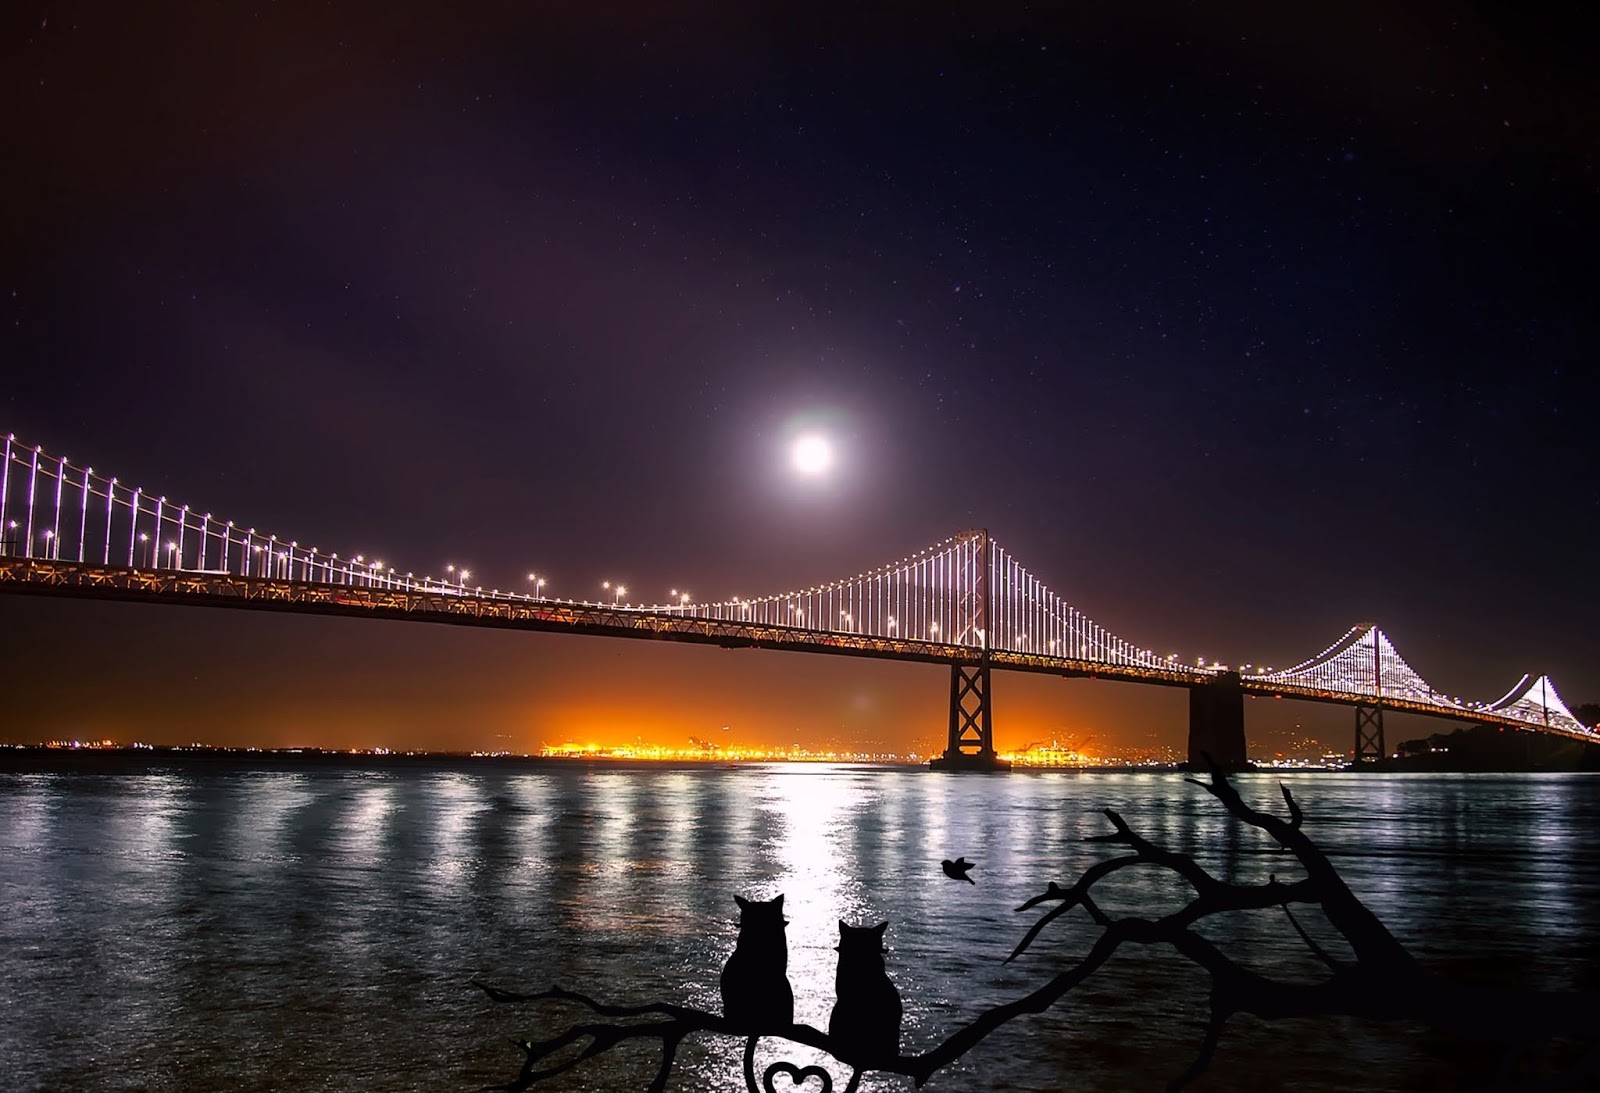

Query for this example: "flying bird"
[941,857,975,884]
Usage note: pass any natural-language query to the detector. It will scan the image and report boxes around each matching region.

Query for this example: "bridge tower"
[1187,671,1247,771]
[1353,627,1386,763]
[930,529,1011,772]
[1353,706,1385,763]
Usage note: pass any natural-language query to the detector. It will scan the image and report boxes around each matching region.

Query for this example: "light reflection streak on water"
[501,774,554,897]
[1,777,65,965]
[756,767,878,1029]
[424,772,487,893]
[121,772,183,859]
[705,766,883,1090]
[231,772,311,865]
[543,772,698,940]
[592,771,639,889]
[657,771,694,878]
[335,774,396,864]
[3,774,51,851]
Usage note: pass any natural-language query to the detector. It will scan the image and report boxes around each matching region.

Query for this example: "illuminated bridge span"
[0,433,1590,767]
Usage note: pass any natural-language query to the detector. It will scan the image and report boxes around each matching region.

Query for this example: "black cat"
[719,894,794,1031]
[827,920,902,1065]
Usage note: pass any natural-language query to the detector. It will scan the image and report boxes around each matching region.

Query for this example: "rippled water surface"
[2,759,1597,1091]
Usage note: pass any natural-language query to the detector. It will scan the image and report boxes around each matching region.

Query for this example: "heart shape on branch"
[762,1061,833,1093]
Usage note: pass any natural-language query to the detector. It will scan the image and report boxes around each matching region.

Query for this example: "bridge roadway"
[2,557,1577,745]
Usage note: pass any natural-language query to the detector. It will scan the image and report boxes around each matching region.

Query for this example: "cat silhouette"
[719,894,794,1031]
[827,920,902,1065]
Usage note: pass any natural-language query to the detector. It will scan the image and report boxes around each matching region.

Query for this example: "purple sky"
[2,2,1595,751]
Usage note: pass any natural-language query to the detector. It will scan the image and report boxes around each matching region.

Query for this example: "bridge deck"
[0,559,1204,682]
[0,558,1587,741]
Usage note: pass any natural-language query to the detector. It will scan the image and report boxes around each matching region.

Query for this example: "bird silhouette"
[940,857,975,884]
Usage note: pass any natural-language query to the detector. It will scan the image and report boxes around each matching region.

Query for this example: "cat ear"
[773,894,784,909]
[838,919,849,933]
[873,921,889,937]
[735,895,750,910]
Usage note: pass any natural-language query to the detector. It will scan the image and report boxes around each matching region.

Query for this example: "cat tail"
[741,1036,760,1093]
[744,1036,865,1093]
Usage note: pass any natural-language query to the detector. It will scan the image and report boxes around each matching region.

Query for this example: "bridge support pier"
[1187,672,1247,771]
[1354,705,1386,764]
[929,661,1011,771]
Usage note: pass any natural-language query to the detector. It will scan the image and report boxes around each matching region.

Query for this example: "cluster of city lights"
[1255,756,1352,770]
[537,742,920,762]
[997,741,1099,766]
[533,738,1203,768]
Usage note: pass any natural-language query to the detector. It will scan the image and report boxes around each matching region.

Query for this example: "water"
[2,760,1597,1092]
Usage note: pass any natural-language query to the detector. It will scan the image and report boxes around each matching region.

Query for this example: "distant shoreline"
[5,747,1595,775]
[0,745,1347,775]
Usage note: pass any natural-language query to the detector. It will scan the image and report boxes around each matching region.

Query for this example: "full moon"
[790,434,835,476]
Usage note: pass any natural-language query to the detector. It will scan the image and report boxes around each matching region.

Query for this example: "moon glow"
[790,434,835,476]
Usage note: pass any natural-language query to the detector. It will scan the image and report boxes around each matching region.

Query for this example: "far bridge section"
[1240,625,1591,761]
[1,430,1594,765]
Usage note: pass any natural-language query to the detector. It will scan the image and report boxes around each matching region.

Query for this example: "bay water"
[2,760,1596,1091]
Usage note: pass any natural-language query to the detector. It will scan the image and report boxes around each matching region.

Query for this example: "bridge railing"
[0,435,471,597]
[636,532,989,649]
[640,534,1202,674]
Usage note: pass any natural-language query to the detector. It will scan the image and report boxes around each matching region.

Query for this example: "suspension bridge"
[0,432,1590,768]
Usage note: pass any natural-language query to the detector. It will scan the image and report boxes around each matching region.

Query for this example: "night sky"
[3,2,1595,754]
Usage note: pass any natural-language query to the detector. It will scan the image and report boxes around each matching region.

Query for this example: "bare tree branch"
[1166,989,1231,1093]
[1280,783,1304,829]
[1186,761,1413,969]
[1280,902,1343,972]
